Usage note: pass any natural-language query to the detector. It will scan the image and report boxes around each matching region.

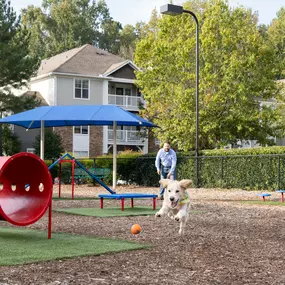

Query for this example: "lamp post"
[160,4,199,187]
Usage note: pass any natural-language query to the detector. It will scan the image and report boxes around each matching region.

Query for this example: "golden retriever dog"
[155,179,193,236]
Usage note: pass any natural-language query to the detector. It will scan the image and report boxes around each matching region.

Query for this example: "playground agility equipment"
[49,153,158,209]
[49,153,115,199]
[0,152,53,238]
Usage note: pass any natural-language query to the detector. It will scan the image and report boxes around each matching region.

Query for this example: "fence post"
[221,156,224,181]
[197,156,201,187]
[278,155,281,190]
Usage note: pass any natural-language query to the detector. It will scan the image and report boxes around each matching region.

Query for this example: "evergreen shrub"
[45,146,285,189]
[136,146,285,189]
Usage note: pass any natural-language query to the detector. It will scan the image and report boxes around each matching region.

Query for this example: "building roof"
[103,61,128,76]
[36,44,127,77]
[102,60,138,76]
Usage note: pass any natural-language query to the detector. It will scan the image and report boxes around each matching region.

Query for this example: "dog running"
[155,179,193,236]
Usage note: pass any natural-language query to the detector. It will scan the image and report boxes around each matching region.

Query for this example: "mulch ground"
[0,185,285,285]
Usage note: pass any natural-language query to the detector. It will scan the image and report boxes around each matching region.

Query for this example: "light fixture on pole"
[160,3,200,187]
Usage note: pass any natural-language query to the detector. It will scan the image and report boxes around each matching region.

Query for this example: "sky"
[10,0,285,27]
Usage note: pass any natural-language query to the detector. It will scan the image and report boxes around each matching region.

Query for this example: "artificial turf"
[0,227,149,266]
[52,197,98,200]
[239,200,285,206]
[55,206,158,217]
[54,207,201,217]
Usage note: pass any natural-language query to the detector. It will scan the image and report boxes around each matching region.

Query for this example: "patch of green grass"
[53,197,98,200]
[0,227,149,266]
[55,207,202,217]
[55,206,158,217]
[239,200,285,206]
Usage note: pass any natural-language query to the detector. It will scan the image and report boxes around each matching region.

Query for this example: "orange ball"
[131,224,141,235]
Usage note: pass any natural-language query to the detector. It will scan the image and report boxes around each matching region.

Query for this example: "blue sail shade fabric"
[0,105,156,128]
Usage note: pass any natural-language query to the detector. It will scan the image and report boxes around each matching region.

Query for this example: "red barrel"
[0,152,52,226]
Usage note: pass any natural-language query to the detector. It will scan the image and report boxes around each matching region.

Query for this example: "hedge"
[135,146,285,189]
[44,146,285,190]
[46,151,139,185]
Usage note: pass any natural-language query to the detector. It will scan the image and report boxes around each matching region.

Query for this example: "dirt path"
[0,185,284,285]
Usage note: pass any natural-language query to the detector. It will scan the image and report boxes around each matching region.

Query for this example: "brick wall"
[89,126,103,157]
[54,126,73,153]
[54,126,103,157]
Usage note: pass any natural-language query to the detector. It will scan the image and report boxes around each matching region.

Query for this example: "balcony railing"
[108,130,145,144]
[108,94,144,110]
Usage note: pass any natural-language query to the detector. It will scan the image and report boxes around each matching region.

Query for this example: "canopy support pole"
[40,120,45,160]
[113,121,117,190]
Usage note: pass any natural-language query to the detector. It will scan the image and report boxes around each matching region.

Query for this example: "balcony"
[108,94,144,111]
[108,130,145,144]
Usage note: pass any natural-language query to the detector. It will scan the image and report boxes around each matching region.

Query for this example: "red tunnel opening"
[0,152,53,226]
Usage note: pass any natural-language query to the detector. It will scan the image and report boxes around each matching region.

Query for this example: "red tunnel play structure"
[0,152,52,237]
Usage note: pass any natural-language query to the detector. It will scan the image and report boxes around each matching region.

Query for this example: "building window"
[115,87,132,96]
[74,126,89,134]
[73,151,89,158]
[155,139,161,146]
[125,88,131,95]
[26,148,35,154]
[75,79,89,99]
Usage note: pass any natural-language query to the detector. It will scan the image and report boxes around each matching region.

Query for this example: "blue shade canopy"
[0,105,156,129]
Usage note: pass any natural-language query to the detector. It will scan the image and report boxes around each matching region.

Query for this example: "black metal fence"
[135,154,285,190]
[48,154,285,190]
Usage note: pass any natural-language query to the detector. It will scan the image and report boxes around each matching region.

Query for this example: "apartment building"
[16,44,156,157]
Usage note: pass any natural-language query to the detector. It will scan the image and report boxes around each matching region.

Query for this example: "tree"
[2,125,21,155]
[267,7,285,80]
[0,0,40,154]
[34,129,64,159]
[0,0,39,88]
[115,17,161,60]
[135,0,280,151]
[20,0,149,59]
[22,0,96,58]
[98,19,122,54]
[118,23,151,60]
[268,8,285,140]
[20,6,49,59]
[20,0,120,58]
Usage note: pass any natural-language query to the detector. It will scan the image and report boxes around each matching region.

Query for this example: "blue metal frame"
[49,153,115,194]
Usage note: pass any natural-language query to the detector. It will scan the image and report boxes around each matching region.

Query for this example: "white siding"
[102,80,108,105]
[29,73,150,156]
[73,127,90,157]
[30,77,55,105]
[90,79,104,104]
[56,76,104,105]
[56,77,73,105]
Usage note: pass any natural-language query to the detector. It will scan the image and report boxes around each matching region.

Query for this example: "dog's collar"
[180,192,190,204]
